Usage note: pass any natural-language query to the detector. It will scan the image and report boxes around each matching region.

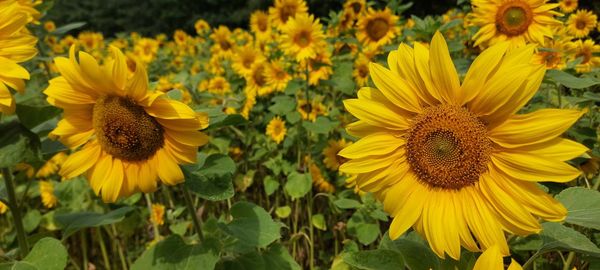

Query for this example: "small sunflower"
[343,0,366,18]
[281,13,326,62]
[210,26,236,59]
[39,181,58,208]
[473,245,523,270]
[250,10,271,41]
[559,0,577,14]
[36,152,68,178]
[356,8,400,48]
[45,46,209,202]
[567,10,597,38]
[207,76,231,95]
[44,20,56,32]
[352,54,371,87]
[266,116,287,144]
[133,38,159,64]
[246,62,274,96]
[567,39,600,73]
[265,59,292,92]
[470,0,562,48]
[340,32,585,259]
[0,0,38,114]
[308,158,335,193]
[303,47,333,86]
[322,138,352,171]
[151,203,166,226]
[0,201,7,214]
[297,99,324,122]
[268,0,308,29]
[232,45,266,76]
[533,38,569,70]
[194,19,210,35]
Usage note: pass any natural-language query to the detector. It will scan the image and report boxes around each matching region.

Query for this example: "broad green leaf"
[343,249,405,270]
[302,116,338,134]
[208,114,247,130]
[556,187,600,230]
[284,172,311,200]
[23,209,42,233]
[330,60,356,95]
[284,79,303,95]
[219,244,301,270]
[54,206,134,238]
[275,206,292,219]
[538,222,600,256]
[0,238,69,270]
[355,223,379,245]
[311,214,327,231]
[222,202,281,248]
[131,235,220,270]
[379,232,441,270]
[263,176,280,196]
[0,121,41,168]
[334,198,362,209]
[15,104,61,129]
[184,153,236,201]
[546,70,600,89]
[269,95,296,115]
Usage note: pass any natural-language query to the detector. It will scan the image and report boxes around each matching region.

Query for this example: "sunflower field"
[2,0,600,269]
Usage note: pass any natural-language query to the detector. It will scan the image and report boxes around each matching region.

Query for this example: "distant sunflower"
[265,59,292,92]
[323,138,352,171]
[343,0,366,18]
[352,54,371,87]
[567,10,597,38]
[269,0,308,29]
[0,201,7,214]
[281,13,326,62]
[151,203,166,226]
[297,99,327,122]
[250,10,271,41]
[46,46,209,202]
[194,19,210,35]
[232,45,266,76]
[210,26,236,59]
[266,116,286,144]
[470,0,562,48]
[207,76,231,95]
[340,32,585,259]
[356,8,400,48]
[567,39,600,73]
[304,48,333,86]
[0,0,38,114]
[473,245,523,270]
[246,62,274,96]
[559,0,577,13]
[39,181,58,208]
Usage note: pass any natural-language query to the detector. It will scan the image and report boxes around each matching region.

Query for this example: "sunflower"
[533,38,568,70]
[268,0,308,29]
[356,8,400,49]
[39,181,58,208]
[133,38,159,64]
[45,46,209,203]
[241,88,257,119]
[78,32,104,52]
[207,76,231,95]
[44,20,56,32]
[0,0,38,114]
[246,62,274,96]
[566,39,600,73]
[281,13,326,62]
[470,0,562,48]
[265,59,292,92]
[303,47,333,86]
[559,0,577,13]
[339,32,585,259]
[308,158,335,193]
[0,201,7,214]
[473,245,523,270]
[36,152,68,178]
[151,203,166,226]
[322,138,352,171]
[210,26,236,59]
[353,54,371,87]
[343,0,366,18]
[194,19,210,35]
[266,116,286,144]
[567,10,597,38]
[232,45,266,76]
[250,10,271,41]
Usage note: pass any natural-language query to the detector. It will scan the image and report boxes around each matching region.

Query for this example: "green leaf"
[184,154,236,201]
[311,214,327,231]
[546,70,600,89]
[284,172,311,200]
[302,116,338,134]
[0,121,41,168]
[355,223,379,245]
[284,79,303,95]
[15,104,61,129]
[556,187,600,230]
[53,22,86,35]
[263,176,280,196]
[208,114,247,130]
[0,238,69,270]
[334,198,362,209]
[379,232,441,270]
[222,202,282,248]
[54,206,134,238]
[219,244,301,270]
[131,235,220,270]
[23,209,42,233]
[539,222,600,256]
[269,96,296,115]
[343,249,405,270]
[275,206,292,219]
[330,61,356,95]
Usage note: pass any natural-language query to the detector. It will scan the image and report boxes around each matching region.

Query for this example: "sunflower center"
[358,64,369,77]
[93,96,164,161]
[294,30,312,47]
[258,17,268,31]
[495,1,533,36]
[366,18,389,41]
[253,66,267,86]
[406,105,491,190]
[280,5,296,23]
[576,19,586,29]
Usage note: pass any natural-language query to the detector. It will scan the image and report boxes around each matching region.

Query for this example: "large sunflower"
[45,46,209,203]
[470,0,562,48]
[0,0,38,114]
[339,32,586,259]
[281,13,325,62]
[356,8,399,49]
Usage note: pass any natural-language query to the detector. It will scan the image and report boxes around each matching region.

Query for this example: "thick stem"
[182,186,204,241]
[2,168,28,257]
[562,252,575,270]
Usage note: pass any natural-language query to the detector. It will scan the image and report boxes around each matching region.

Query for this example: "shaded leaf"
[556,187,600,230]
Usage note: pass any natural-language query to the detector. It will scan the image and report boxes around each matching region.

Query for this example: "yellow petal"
[60,142,102,179]
[489,109,585,148]
[461,42,509,104]
[491,152,581,183]
[394,44,437,106]
[508,138,588,162]
[156,149,184,185]
[339,151,402,174]
[413,42,443,103]
[369,63,422,113]
[101,158,124,203]
[127,59,148,100]
[473,245,504,270]
[462,188,509,255]
[138,161,158,193]
[388,179,426,239]
[88,153,112,194]
[338,132,404,159]
[145,97,197,119]
[0,57,29,80]
[165,130,209,147]
[345,120,388,138]
[429,31,460,105]
[109,46,127,90]
[343,99,410,130]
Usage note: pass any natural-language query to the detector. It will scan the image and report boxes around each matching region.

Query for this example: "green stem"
[592,175,600,191]
[562,252,575,270]
[111,225,129,270]
[2,168,28,257]
[307,190,314,270]
[523,251,542,270]
[81,231,88,270]
[182,186,204,241]
[96,228,111,270]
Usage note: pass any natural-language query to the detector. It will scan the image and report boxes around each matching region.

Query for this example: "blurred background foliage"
[44,0,463,37]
